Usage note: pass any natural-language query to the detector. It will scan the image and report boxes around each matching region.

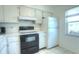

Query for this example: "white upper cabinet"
[4,6,19,18]
[3,5,19,23]
[35,10,43,24]
[41,12,53,32]
[0,6,4,22]
[19,6,35,17]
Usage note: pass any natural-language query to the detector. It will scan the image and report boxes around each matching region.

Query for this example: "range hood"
[18,16,37,21]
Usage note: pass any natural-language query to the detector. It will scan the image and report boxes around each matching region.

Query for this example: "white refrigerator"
[46,17,58,49]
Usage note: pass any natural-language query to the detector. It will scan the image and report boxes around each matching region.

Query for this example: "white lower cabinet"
[8,41,20,54]
[0,35,20,54]
[7,35,20,54]
[38,32,46,49]
[0,35,7,54]
[0,46,7,54]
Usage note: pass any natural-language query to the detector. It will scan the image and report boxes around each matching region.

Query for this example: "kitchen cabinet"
[35,10,43,24]
[41,12,48,32]
[3,5,19,23]
[6,35,20,54]
[4,6,19,18]
[38,32,46,49]
[0,6,4,22]
[0,34,20,54]
[0,35,7,54]
[41,12,53,32]
[0,5,19,23]
[43,12,53,31]
[19,6,35,17]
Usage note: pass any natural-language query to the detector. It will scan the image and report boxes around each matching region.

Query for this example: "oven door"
[20,34,39,49]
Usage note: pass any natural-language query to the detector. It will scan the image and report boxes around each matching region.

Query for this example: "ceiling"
[27,5,78,12]
[46,5,78,11]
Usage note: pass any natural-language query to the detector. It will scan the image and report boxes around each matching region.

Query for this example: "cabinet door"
[41,12,48,32]
[3,5,19,23]
[7,35,20,54]
[41,12,53,32]
[35,10,43,24]
[0,6,4,22]
[39,32,46,49]
[19,6,35,17]
[0,35,7,54]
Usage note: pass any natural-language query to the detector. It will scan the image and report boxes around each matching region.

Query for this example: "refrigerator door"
[47,28,58,48]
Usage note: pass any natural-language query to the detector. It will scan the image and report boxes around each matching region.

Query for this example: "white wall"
[59,12,79,53]
[26,5,54,13]
[54,5,79,53]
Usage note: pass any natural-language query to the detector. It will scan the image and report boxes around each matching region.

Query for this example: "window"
[65,7,79,36]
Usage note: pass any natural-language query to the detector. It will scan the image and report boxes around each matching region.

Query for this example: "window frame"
[65,9,79,37]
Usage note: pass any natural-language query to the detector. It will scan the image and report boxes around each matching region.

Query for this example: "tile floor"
[36,47,74,54]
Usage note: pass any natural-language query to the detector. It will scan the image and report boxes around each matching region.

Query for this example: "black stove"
[20,33,39,54]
